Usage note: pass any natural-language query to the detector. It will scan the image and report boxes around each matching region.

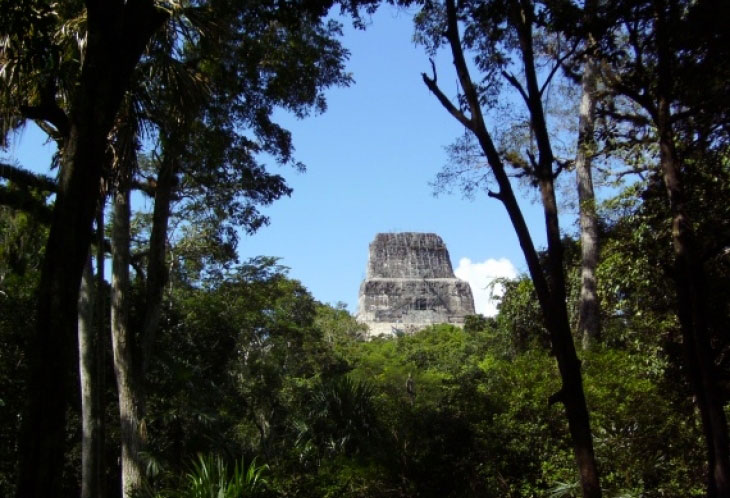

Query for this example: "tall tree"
[78,253,105,498]
[574,0,730,494]
[574,2,601,350]
[110,122,145,496]
[1,0,349,493]
[417,0,602,495]
[1,1,167,495]
[103,1,351,494]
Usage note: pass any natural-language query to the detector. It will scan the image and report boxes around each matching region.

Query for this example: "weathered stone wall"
[357,233,475,338]
[366,232,454,279]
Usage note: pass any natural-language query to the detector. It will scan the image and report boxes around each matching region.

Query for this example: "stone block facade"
[357,233,475,338]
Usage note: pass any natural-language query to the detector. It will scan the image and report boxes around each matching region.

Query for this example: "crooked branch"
[539,40,580,97]
[502,71,530,108]
[422,67,474,131]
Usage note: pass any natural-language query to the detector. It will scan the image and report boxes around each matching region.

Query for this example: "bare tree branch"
[131,179,157,197]
[502,70,530,107]
[552,158,570,179]
[422,73,474,130]
[539,40,580,96]
[525,149,538,170]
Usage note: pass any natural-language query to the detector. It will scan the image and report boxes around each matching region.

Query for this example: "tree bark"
[14,3,166,496]
[111,168,145,497]
[78,253,105,498]
[94,206,107,498]
[110,145,175,498]
[576,56,601,350]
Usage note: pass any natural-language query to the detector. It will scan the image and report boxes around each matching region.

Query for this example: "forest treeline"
[1,0,729,497]
[1,213,726,497]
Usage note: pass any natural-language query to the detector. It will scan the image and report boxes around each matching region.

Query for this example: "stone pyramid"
[357,232,475,337]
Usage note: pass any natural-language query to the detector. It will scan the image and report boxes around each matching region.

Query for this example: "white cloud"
[454,257,518,317]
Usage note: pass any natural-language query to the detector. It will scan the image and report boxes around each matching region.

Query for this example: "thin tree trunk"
[110,115,177,498]
[94,206,107,498]
[78,254,104,498]
[539,174,602,498]
[111,173,145,497]
[576,56,601,350]
[513,0,602,493]
[109,144,175,498]
[78,256,94,498]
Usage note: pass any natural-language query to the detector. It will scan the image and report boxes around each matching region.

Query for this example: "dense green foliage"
[0,206,43,493]
[0,205,726,497]
[2,1,730,497]
[105,251,729,496]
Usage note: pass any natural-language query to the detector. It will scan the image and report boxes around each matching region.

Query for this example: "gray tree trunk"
[94,206,107,498]
[78,254,104,498]
[576,56,601,350]
[110,140,174,498]
[78,259,94,495]
[111,176,145,497]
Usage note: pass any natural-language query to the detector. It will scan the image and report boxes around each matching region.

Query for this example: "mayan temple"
[357,232,476,337]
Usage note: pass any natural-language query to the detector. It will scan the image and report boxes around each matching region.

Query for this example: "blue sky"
[4,6,576,316]
[240,7,548,313]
